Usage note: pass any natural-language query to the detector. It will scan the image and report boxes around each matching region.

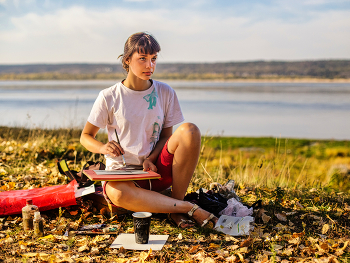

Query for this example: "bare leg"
[167,123,201,200]
[166,123,201,226]
[105,180,217,226]
[106,123,209,228]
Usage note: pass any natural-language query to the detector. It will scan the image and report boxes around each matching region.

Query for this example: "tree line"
[1,60,349,80]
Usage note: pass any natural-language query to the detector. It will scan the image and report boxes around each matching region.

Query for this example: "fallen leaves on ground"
[1,130,350,262]
[0,185,349,262]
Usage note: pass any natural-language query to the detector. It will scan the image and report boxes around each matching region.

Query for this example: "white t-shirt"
[87,80,184,170]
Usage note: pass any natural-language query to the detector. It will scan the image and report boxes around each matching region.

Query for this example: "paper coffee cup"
[132,212,152,244]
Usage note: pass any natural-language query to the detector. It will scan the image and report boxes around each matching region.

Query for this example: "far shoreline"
[0,125,349,142]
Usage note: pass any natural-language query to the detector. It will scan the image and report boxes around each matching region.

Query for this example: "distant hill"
[1,60,349,80]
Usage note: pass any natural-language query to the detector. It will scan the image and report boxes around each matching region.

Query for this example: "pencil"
[114,129,126,167]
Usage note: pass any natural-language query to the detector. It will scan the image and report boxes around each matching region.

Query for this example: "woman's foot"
[187,204,218,229]
[168,213,194,229]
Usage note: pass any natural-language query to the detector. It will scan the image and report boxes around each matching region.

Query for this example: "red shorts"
[135,140,173,192]
[103,140,174,206]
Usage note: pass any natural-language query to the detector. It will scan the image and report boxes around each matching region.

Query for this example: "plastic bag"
[214,215,254,236]
[219,197,253,217]
[0,180,77,216]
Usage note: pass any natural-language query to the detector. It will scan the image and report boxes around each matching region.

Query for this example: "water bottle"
[33,211,44,237]
[22,199,39,231]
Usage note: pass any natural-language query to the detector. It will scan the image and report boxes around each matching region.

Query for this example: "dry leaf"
[238,237,252,248]
[273,245,284,251]
[344,203,350,211]
[91,235,110,246]
[296,201,304,209]
[239,247,248,253]
[91,247,100,255]
[228,245,239,251]
[78,244,90,252]
[257,208,268,218]
[225,255,237,263]
[215,249,228,257]
[262,213,271,224]
[119,246,126,253]
[292,232,304,238]
[208,243,220,249]
[225,235,239,243]
[22,253,39,258]
[203,257,215,263]
[140,248,152,261]
[262,250,274,255]
[69,210,79,216]
[322,223,330,234]
[251,226,264,237]
[235,252,244,262]
[337,241,349,252]
[275,212,287,222]
[192,251,206,261]
[320,242,330,252]
[39,253,53,261]
[38,235,56,242]
[282,248,293,256]
[288,237,300,245]
[4,237,14,243]
[188,245,200,254]
[285,211,297,216]
[55,253,74,263]
[274,223,288,231]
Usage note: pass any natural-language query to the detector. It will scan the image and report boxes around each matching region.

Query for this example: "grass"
[0,126,350,262]
[1,126,349,192]
[195,135,350,193]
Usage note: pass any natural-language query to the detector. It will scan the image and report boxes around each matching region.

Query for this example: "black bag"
[184,188,228,217]
[198,188,228,217]
[57,159,105,189]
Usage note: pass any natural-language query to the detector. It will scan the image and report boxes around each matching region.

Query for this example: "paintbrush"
[114,129,126,167]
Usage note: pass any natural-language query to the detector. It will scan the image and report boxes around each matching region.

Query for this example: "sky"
[0,0,350,64]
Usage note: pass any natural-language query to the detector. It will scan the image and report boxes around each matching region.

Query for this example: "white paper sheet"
[74,184,95,198]
[110,233,169,251]
[94,170,148,175]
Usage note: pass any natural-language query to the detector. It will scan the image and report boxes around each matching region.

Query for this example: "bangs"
[134,34,161,55]
[120,32,161,72]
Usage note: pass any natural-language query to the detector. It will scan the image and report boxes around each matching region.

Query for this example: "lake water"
[1,80,350,140]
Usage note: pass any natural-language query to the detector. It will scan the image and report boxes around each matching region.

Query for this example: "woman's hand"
[100,140,125,157]
[143,158,157,172]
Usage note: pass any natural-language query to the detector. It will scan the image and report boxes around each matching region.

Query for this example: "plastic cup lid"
[132,212,152,218]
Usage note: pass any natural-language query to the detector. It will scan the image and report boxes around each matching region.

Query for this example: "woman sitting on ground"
[80,32,218,228]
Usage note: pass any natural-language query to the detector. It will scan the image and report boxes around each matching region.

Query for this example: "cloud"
[0,3,349,63]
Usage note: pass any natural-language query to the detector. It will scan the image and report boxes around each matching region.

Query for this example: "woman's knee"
[106,181,134,205]
[177,122,201,141]
[168,123,201,153]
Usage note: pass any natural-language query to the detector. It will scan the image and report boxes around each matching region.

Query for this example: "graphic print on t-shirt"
[143,88,158,110]
[150,116,162,150]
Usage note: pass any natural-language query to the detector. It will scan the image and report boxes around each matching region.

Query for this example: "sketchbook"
[83,169,161,181]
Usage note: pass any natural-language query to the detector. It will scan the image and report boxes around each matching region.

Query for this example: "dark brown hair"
[119,32,161,72]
